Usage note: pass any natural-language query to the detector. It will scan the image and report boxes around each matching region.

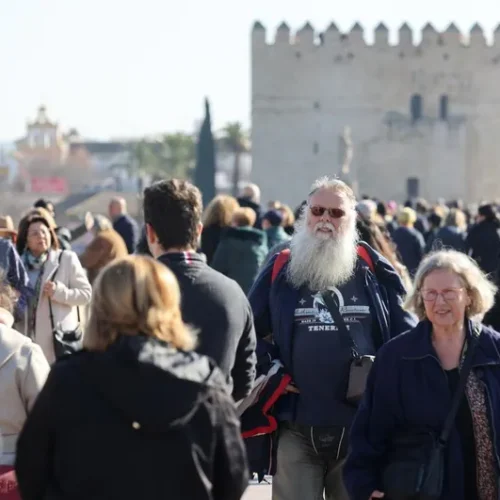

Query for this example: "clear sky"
[1,0,497,141]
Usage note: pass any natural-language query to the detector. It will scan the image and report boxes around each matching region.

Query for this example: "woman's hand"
[43,281,56,298]
[369,491,384,499]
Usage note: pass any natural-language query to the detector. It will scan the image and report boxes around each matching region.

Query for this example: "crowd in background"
[1,178,500,499]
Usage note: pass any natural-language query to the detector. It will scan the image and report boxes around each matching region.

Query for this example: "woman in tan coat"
[16,214,92,364]
[79,215,128,284]
[0,279,49,499]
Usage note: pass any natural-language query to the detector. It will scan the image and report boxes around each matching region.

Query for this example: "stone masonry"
[251,21,500,207]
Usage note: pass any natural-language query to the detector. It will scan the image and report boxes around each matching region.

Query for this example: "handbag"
[48,251,83,359]
[321,291,375,405]
[382,331,478,500]
[0,466,20,500]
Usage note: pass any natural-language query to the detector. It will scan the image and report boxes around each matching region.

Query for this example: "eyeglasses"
[420,288,465,302]
[309,205,346,219]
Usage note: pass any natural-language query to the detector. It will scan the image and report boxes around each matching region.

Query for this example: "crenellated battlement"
[252,21,500,48]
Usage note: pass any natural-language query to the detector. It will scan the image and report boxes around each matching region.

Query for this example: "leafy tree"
[221,122,248,197]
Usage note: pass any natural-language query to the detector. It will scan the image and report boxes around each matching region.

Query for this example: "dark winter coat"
[248,243,417,423]
[211,226,268,294]
[392,226,425,276]
[344,320,500,500]
[158,252,256,401]
[201,224,224,265]
[15,335,249,500]
[113,214,139,254]
[432,226,467,253]
[466,219,500,277]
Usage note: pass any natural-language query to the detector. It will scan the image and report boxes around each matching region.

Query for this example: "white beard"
[287,217,359,291]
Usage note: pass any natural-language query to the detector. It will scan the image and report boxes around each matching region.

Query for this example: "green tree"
[195,98,216,206]
[163,132,196,180]
[130,134,195,183]
[221,122,248,197]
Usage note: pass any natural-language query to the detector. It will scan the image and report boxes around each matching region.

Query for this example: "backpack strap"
[357,245,375,273]
[271,249,291,283]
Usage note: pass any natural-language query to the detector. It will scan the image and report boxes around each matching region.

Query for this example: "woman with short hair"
[344,250,500,500]
[15,255,249,500]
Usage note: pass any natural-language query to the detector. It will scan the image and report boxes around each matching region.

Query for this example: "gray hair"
[241,183,261,203]
[308,177,356,207]
[404,250,497,320]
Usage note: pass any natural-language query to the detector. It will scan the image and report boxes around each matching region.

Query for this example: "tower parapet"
[374,23,389,47]
[254,21,499,52]
[296,22,314,46]
[275,22,290,44]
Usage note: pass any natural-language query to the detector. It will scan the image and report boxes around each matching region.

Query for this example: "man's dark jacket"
[158,252,256,401]
[113,214,139,254]
[245,243,417,476]
[344,320,500,500]
[15,335,249,500]
[249,242,416,383]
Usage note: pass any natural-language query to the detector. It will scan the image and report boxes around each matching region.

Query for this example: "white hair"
[241,183,261,203]
[404,250,497,321]
[287,209,359,290]
[307,176,356,207]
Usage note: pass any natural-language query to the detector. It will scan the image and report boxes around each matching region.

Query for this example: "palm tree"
[221,122,249,197]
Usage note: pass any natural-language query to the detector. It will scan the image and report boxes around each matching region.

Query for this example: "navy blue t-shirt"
[291,266,375,426]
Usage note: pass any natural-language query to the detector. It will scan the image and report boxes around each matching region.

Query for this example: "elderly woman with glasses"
[343,250,500,500]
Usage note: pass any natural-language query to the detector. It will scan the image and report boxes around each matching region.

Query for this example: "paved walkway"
[242,484,271,500]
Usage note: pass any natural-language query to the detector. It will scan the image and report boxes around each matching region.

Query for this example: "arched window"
[440,95,449,120]
[410,94,423,122]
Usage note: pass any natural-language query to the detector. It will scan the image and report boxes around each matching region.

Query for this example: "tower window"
[410,94,423,122]
[440,95,449,120]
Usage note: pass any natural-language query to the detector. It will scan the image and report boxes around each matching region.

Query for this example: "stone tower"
[251,21,500,206]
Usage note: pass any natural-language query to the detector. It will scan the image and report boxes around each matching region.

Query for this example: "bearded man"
[248,177,416,500]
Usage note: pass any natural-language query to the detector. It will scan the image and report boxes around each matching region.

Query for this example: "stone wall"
[251,21,500,205]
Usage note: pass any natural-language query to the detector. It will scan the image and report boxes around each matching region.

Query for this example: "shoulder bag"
[382,329,478,500]
[321,290,375,405]
[48,251,83,359]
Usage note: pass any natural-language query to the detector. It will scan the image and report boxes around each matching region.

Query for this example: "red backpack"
[271,246,374,283]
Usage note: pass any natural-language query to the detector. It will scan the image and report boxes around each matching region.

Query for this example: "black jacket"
[200,224,224,265]
[158,252,257,401]
[113,214,139,254]
[15,335,249,500]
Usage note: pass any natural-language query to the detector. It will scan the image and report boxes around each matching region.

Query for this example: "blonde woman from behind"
[15,255,249,500]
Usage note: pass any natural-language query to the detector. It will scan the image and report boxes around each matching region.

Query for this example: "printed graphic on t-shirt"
[294,285,371,332]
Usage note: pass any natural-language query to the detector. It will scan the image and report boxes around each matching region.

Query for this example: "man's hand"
[369,491,384,499]
[285,383,300,394]
[43,281,56,298]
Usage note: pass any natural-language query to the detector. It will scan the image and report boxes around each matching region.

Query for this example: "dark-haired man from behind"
[143,179,256,402]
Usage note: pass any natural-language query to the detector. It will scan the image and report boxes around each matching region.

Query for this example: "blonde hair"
[279,204,295,227]
[404,250,497,320]
[445,209,467,231]
[232,207,256,227]
[202,195,239,227]
[84,256,195,351]
[398,207,417,226]
[94,214,113,233]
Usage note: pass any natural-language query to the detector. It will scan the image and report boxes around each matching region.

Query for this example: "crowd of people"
[0,177,500,500]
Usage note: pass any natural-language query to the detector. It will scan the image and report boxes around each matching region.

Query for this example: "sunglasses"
[309,205,346,219]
